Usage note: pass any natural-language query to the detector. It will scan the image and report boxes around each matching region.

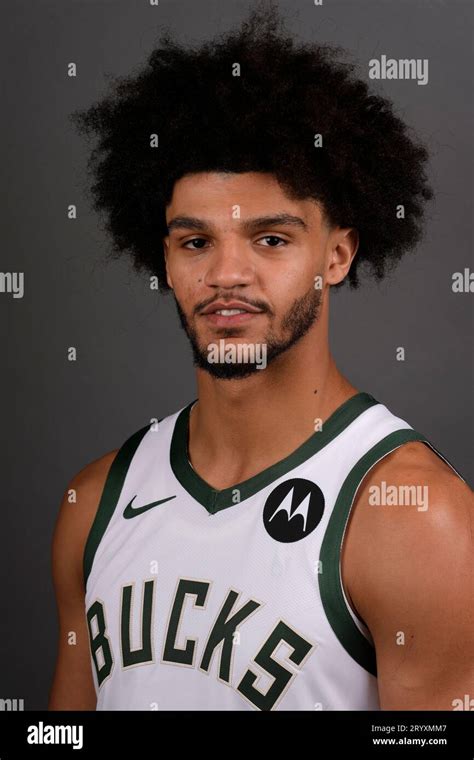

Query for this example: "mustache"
[195,297,270,315]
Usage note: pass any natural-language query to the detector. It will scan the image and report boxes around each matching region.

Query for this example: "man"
[49,3,473,710]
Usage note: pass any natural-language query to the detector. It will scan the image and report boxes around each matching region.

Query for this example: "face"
[163,172,357,379]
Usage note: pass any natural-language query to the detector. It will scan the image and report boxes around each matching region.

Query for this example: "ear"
[163,238,174,290]
[326,227,359,286]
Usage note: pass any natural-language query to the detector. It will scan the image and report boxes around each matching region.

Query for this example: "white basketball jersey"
[83,391,464,711]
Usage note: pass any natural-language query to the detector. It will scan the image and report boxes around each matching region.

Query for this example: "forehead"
[165,171,324,226]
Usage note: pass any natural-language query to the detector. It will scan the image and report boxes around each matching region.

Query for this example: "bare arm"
[346,442,474,710]
[48,450,118,710]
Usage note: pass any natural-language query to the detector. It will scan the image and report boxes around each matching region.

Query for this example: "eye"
[182,238,209,250]
[257,235,287,247]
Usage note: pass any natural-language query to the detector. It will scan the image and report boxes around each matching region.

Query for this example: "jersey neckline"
[169,391,379,514]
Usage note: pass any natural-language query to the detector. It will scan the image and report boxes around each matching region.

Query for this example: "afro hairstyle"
[71,0,434,291]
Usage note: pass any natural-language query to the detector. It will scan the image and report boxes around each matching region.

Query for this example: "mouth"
[200,301,265,327]
[202,308,264,327]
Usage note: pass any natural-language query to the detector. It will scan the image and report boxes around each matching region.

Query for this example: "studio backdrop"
[1,0,472,710]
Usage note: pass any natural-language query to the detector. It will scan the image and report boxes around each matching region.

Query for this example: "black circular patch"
[263,478,325,543]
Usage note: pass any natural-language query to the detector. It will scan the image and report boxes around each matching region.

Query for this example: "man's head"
[71,0,433,377]
[163,171,357,378]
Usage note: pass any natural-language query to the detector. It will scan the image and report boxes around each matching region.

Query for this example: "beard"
[172,283,323,380]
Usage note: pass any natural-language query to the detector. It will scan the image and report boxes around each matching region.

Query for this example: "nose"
[203,240,255,289]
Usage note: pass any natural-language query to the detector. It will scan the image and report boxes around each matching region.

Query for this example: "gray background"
[1,0,472,709]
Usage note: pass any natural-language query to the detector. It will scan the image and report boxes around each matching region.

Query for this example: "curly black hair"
[71,0,433,291]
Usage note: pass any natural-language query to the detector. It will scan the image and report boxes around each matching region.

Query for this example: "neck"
[188,325,359,487]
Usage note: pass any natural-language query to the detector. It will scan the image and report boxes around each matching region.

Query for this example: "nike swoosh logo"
[123,494,176,519]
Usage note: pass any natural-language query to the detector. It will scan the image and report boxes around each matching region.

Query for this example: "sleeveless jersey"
[83,391,465,711]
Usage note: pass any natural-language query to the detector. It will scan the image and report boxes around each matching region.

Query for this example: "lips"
[203,310,263,327]
[201,301,263,315]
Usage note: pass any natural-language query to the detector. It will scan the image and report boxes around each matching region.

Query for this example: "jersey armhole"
[82,421,153,590]
[318,427,465,678]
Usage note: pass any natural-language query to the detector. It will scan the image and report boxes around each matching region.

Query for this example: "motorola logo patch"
[263,479,325,543]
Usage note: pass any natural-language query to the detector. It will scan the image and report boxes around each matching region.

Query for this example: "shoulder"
[343,440,473,707]
[69,448,120,493]
[344,440,473,615]
[64,448,121,529]
[51,449,120,592]
[353,438,471,532]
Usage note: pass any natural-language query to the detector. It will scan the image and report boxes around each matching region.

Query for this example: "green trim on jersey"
[170,392,379,514]
[318,427,467,678]
[83,423,151,589]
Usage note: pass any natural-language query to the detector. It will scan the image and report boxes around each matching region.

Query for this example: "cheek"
[173,278,200,315]
[272,261,314,299]
[171,254,205,290]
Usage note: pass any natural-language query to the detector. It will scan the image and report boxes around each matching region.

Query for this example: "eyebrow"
[166,213,308,235]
